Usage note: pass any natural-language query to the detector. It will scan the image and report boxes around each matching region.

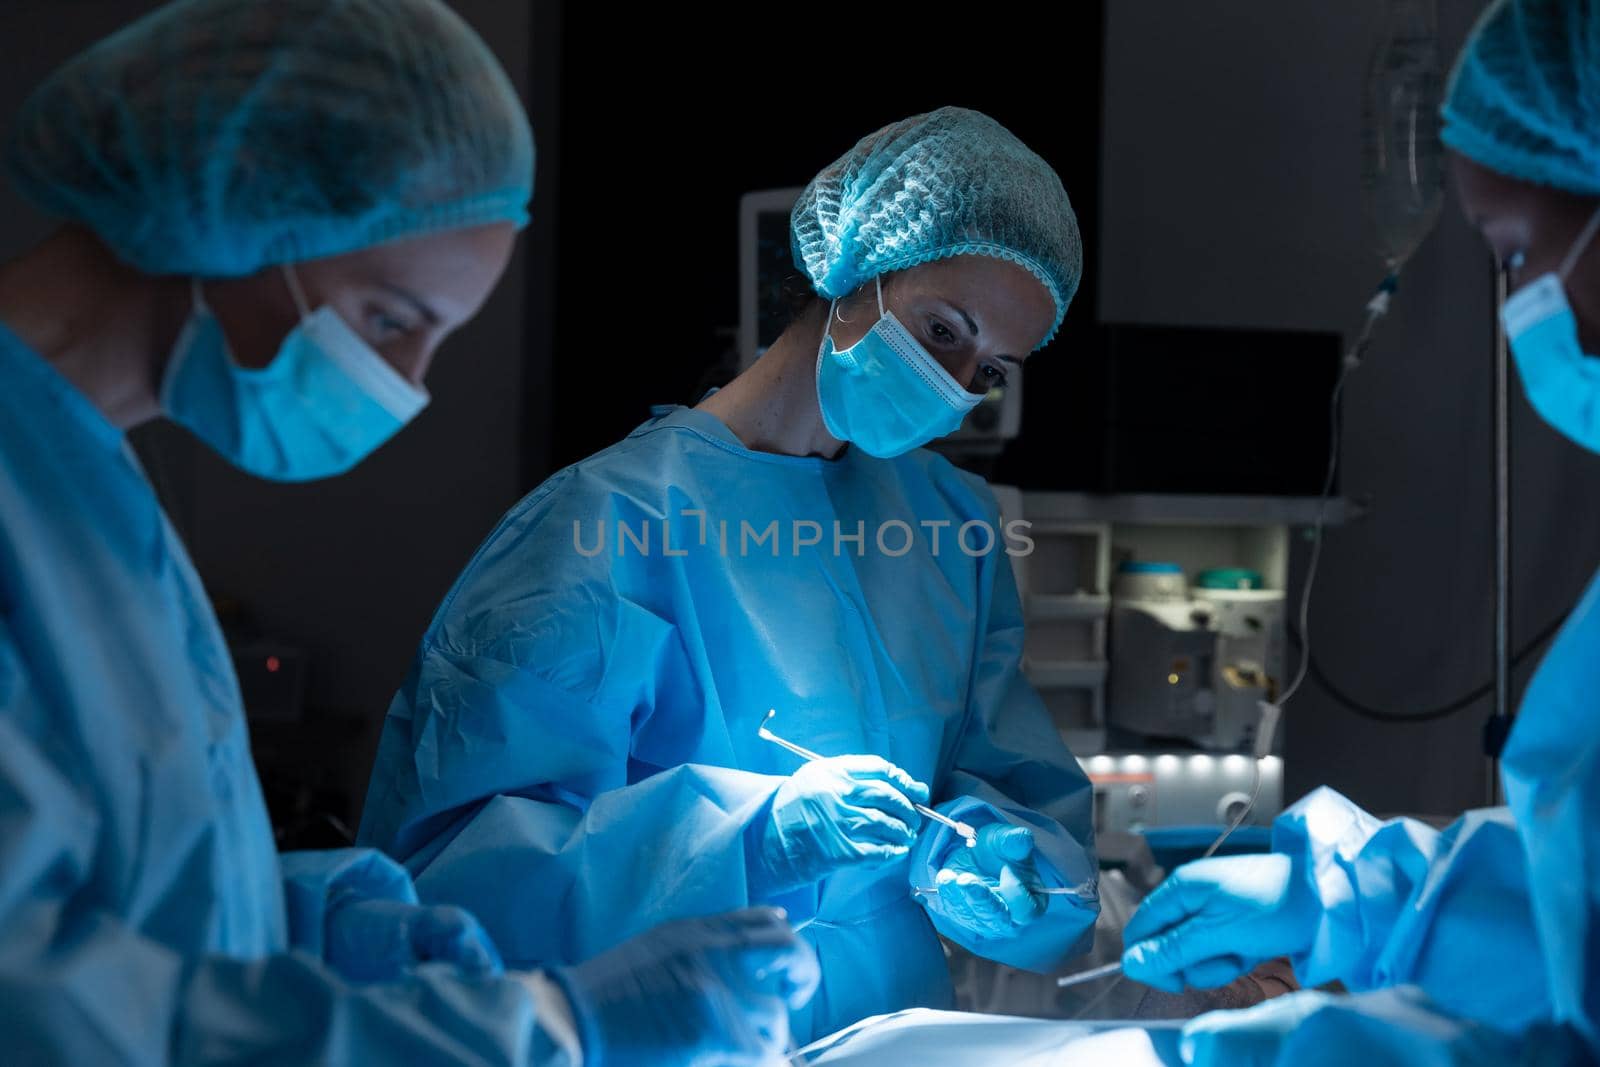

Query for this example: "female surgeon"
[358,106,1101,1042]
[1114,2,1600,1063]
[0,1,816,1064]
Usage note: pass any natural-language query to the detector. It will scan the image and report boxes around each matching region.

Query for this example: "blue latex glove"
[925,824,1044,939]
[755,754,930,892]
[552,907,820,1067]
[1122,854,1316,992]
[324,896,504,983]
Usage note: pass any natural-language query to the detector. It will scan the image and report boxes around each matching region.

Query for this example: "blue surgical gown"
[0,322,574,1065]
[1177,565,1600,1064]
[358,405,1100,1041]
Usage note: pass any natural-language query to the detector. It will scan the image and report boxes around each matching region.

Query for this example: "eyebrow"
[378,282,442,328]
[944,301,1024,365]
[950,304,980,338]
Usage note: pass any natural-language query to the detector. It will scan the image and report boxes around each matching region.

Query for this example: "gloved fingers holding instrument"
[922,823,1046,940]
[1120,853,1316,992]
[752,753,932,894]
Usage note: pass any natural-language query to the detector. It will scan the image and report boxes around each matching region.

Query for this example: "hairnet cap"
[5,0,535,277]
[791,106,1081,347]
[1442,0,1600,196]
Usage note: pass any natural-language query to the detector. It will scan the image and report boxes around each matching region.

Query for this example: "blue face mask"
[815,275,982,458]
[1502,204,1600,454]
[160,266,429,481]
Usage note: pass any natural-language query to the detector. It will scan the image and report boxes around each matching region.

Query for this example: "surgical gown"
[0,323,575,1065]
[358,405,1099,1042]
[1176,566,1600,1064]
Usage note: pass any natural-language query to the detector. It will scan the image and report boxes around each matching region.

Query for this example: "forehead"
[891,255,1057,351]
[1452,152,1537,220]
[315,224,517,311]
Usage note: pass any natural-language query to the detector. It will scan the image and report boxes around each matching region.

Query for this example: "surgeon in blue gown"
[359,106,1101,1042]
[1117,2,1600,1063]
[0,2,816,1064]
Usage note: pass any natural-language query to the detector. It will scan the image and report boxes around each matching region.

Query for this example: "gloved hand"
[1122,853,1316,993]
[324,896,504,983]
[924,823,1044,939]
[552,907,820,1067]
[755,755,930,892]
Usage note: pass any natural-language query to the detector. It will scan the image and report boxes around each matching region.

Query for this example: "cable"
[1278,359,1351,708]
[1197,275,1399,856]
[1284,606,1570,724]
[1257,269,1587,726]
[1198,321,1358,858]
[1200,757,1262,860]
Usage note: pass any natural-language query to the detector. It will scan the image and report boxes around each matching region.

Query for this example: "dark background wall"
[1100,0,1600,816]
[4,1,1592,830]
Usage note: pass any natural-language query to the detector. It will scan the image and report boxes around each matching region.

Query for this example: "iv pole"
[1488,259,1511,807]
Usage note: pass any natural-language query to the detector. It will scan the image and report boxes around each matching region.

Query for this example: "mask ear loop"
[823,274,888,353]
[190,277,210,313]
[821,298,842,349]
[1559,203,1600,280]
[280,263,313,320]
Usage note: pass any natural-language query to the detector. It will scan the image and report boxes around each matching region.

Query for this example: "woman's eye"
[929,320,956,343]
[970,363,1008,393]
[366,308,412,341]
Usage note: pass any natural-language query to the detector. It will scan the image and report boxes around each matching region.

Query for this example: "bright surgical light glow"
[1089,755,1115,774]
[1154,755,1180,773]
[1122,754,1148,773]
[1188,754,1214,773]
[1224,755,1250,774]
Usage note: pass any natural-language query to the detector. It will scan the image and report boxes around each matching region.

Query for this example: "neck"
[0,227,187,431]
[697,304,846,458]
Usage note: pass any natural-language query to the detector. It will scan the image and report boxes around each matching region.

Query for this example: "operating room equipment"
[1489,260,1512,808]
[1362,0,1445,274]
[1174,0,1448,840]
[1178,0,1447,855]
[760,711,979,846]
[1107,564,1286,753]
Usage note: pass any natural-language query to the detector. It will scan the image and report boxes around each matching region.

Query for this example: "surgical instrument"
[759,710,978,846]
[1054,961,1124,988]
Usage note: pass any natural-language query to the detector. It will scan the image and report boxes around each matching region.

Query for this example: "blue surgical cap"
[4,0,535,277]
[1442,0,1600,196]
[791,106,1081,346]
